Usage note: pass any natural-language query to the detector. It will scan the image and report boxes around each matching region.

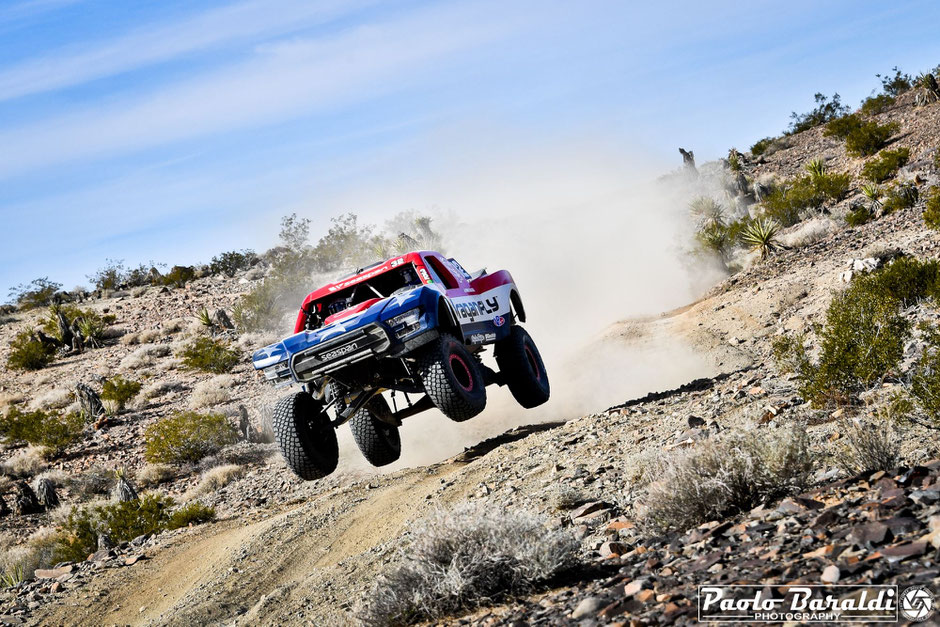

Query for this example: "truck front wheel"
[350,396,401,466]
[272,391,338,480]
[416,333,486,422]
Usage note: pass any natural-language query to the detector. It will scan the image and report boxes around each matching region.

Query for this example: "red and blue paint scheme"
[252,251,523,386]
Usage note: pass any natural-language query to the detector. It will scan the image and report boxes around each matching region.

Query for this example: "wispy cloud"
[0,2,524,179]
[0,0,378,102]
[0,0,83,26]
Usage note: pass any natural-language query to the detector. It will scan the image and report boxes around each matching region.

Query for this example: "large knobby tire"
[416,333,487,422]
[495,325,550,409]
[350,396,401,467]
[272,391,338,480]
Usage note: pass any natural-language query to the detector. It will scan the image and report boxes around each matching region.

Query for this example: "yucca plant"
[76,316,105,348]
[914,72,940,106]
[0,564,25,588]
[739,218,780,260]
[696,222,732,261]
[688,196,726,227]
[861,183,883,208]
[805,158,826,179]
[727,149,742,172]
[197,307,213,328]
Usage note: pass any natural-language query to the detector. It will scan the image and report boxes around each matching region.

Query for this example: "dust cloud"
[316,136,728,472]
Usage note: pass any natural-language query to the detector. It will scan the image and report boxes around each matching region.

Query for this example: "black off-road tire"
[416,333,486,422]
[350,396,401,467]
[495,325,550,408]
[272,391,338,480]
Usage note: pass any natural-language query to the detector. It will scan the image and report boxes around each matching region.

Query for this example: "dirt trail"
[34,454,500,626]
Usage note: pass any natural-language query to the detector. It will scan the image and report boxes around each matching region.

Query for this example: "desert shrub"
[53,493,215,562]
[136,463,177,487]
[877,66,912,97]
[209,250,258,277]
[144,411,238,464]
[0,446,48,477]
[846,121,899,157]
[0,407,83,452]
[180,336,240,374]
[548,485,586,511]
[845,205,873,226]
[789,93,849,134]
[41,305,116,345]
[789,261,932,405]
[910,323,940,424]
[66,467,112,497]
[861,148,910,183]
[161,266,195,288]
[7,277,61,310]
[358,503,579,626]
[695,222,732,261]
[190,375,235,409]
[780,217,837,248]
[191,464,244,496]
[824,114,899,157]
[168,502,216,529]
[750,137,775,156]
[640,425,813,532]
[823,113,863,140]
[924,187,940,230]
[6,331,56,371]
[231,278,285,332]
[761,170,851,226]
[836,419,901,475]
[881,182,920,214]
[88,259,125,291]
[101,376,142,412]
[860,93,895,116]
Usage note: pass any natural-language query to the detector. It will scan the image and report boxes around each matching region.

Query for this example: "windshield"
[304,263,422,330]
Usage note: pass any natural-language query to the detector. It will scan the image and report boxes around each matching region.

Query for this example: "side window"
[425,256,459,290]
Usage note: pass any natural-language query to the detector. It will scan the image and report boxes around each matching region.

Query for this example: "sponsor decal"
[417,267,432,283]
[493,314,505,327]
[698,585,901,623]
[319,343,359,361]
[327,265,392,292]
[468,332,497,344]
[454,297,500,322]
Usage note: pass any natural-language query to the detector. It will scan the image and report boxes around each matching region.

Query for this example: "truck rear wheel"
[272,391,338,480]
[416,333,486,422]
[495,325,550,408]
[350,396,401,466]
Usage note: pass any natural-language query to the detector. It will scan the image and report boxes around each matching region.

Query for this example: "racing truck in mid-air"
[252,250,550,480]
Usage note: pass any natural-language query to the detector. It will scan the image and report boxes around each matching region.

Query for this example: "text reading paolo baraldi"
[698,585,898,622]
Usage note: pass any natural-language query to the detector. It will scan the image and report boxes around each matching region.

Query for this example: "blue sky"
[1,0,939,296]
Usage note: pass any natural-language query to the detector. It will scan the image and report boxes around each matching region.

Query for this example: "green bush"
[761,170,851,226]
[924,187,940,230]
[861,148,910,183]
[782,259,940,405]
[161,266,196,288]
[846,121,900,157]
[877,66,912,97]
[824,115,899,157]
[180,336,240,373]
[881,183,919,214]
[750,137,775,156]
[101,376,142,411]
[41,305,116,346]
[845,205,873,226]
[88,259,125,291]
[54,493,215,563]
[6,331,56,370]
[789,93,849,134]
[0,407,84,452]
[695,222,732,261]
[7,278,61,310]
[144,411,238,464]
[209,250,258,277]
[912,324,940,424]
[168,502,216,529]
[860,93,895,116]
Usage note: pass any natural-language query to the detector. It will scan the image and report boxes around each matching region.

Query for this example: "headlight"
[387,308,423,339]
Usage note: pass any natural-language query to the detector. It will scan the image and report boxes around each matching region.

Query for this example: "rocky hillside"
[2,71,940,626]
